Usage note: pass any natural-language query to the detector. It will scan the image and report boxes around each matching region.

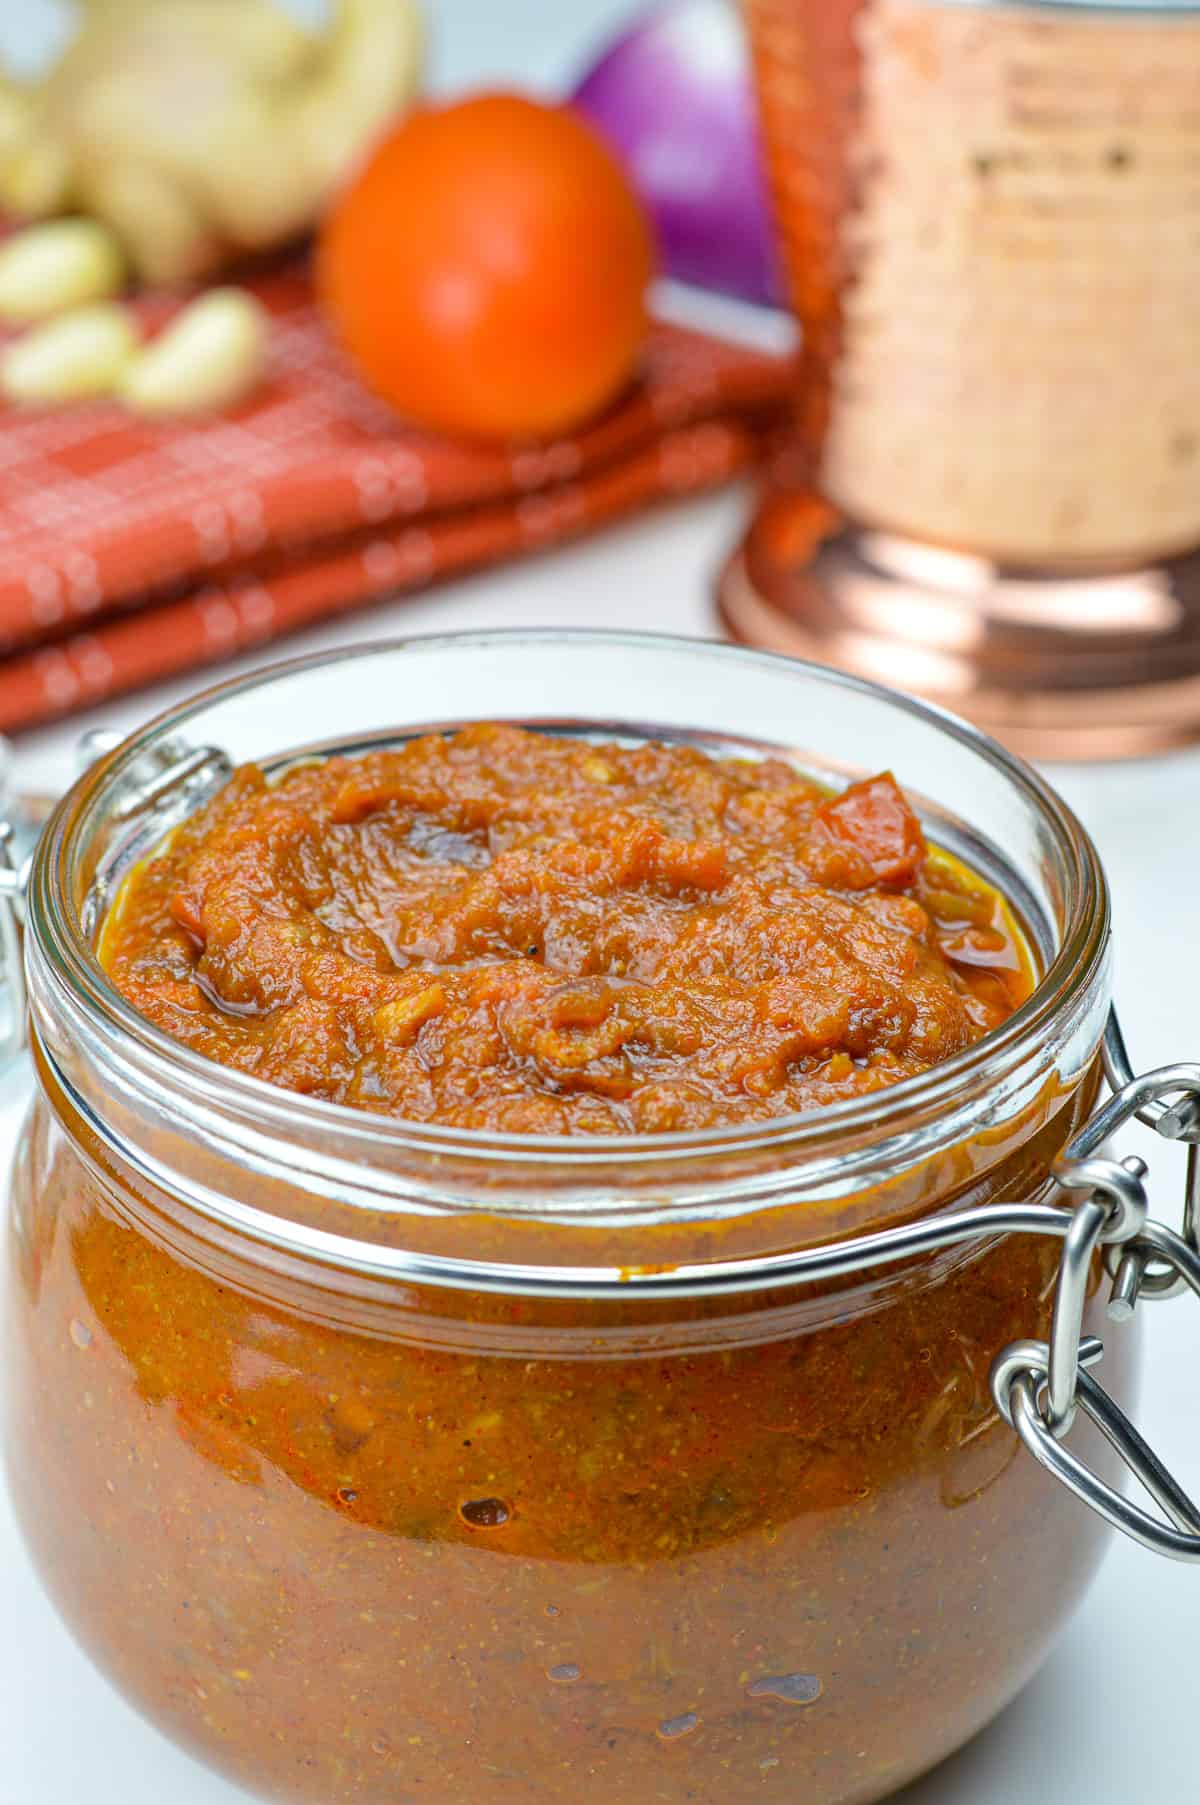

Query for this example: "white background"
[2,2,1199,1802]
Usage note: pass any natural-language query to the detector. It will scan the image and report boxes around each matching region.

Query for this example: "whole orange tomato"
[318,91,656,441]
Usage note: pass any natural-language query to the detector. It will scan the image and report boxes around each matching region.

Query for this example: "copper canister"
[723,1,1200,758]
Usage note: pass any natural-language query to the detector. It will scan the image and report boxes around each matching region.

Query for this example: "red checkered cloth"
[0,264,790,732]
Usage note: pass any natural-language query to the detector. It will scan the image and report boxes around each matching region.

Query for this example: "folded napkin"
[0,265,790,733]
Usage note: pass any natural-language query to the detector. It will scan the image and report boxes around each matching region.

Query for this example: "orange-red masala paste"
[100,725,1030,1129]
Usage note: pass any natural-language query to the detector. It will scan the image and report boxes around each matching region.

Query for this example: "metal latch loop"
[1002,1352,1200,1564]
[991,1056,1200,1563]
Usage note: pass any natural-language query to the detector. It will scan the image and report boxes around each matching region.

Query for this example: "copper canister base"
[717,493,1200,763]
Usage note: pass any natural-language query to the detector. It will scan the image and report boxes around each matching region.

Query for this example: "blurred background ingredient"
[0,229,268,414]
[0,0,423,283]
[0,216,124,320]
[1,297,135,402]
[572,0,779,305]
[117,289,268,417]
[318,91,656,440]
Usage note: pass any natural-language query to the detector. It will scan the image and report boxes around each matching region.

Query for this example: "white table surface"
[3,2,1199,1802]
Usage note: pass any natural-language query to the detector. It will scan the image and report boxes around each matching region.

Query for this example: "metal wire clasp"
[990,1022,1200,1562]
[0,813,28,1064]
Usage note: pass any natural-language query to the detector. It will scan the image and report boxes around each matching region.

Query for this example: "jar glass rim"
[26,627,1110,1174]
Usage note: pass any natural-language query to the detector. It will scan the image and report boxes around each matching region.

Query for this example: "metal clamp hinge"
[989,1019,1200,1562]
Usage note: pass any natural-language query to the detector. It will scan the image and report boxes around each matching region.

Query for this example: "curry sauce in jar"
[3,633,1136,1805]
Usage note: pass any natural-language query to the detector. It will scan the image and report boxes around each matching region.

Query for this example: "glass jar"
[723,0,1200,759]
[1,632,1192,1805]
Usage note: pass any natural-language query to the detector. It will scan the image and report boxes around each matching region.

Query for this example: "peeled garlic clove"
[0,218,126,322]
[119,288,268,418]
[2,302,139,404]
